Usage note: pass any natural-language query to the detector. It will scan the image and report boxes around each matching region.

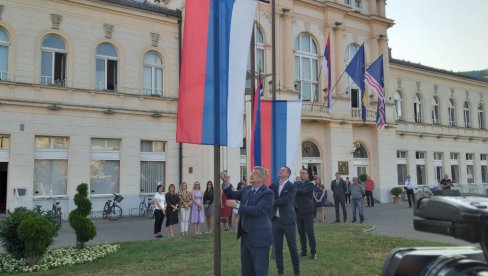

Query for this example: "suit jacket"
[331,178,348,198]
[269,180,297,224]
[223,183,274,247]
[294,180,314,215]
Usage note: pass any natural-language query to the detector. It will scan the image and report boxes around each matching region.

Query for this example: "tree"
[69,183,96,248]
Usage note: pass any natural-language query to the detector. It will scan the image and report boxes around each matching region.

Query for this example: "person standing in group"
[349,177,365,223]
[220,185,233,231]
[331,172,348,223]
[404,175,415,208]
[153,183,165,239]
[313,177,327,223]
[190,181,205,234]
[203,181,214,234]
[440,174,453,190]
[364,175,376,207]
[178,182,192,237]
[295,168,317,260]
[165,184,179,237]
[344,177,352,205]
[270,166,300,276]
[221,167,274,276]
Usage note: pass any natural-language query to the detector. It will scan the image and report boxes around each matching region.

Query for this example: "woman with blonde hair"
[190,181,205,234]
[178,182,192,236]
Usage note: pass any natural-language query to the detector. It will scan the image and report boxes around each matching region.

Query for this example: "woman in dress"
[345,177,352,205]
[203,181,214,234]
[190,181,205,234]
[220,185,233,231]
[153,183,165,238]
[313,177,327,223]
[179,182,192,237]
[165,184,179,237]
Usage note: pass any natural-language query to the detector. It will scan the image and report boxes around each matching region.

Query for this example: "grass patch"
[25,223,450,275]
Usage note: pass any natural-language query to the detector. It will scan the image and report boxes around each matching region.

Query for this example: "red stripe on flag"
[176,0,211,144]
[261,100,272,186]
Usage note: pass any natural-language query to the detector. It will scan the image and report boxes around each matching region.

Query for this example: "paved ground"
[0,201,472,253]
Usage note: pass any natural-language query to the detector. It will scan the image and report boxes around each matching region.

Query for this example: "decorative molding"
[150,32,160,47]
[416,81,421,91]
[353,34,358,44]
[304,22,310,32]
[51,14,62,29]
[450,87,455,96]
[263,12,271,23]
[396,78,402,88]
[0,5,4,20]
[433,84,438,93]
[480,93,484,100]
[465,90,469,97]
[103,23,114,39]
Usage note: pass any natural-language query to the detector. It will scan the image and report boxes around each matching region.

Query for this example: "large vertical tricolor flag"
[345,44,366,122]
[365,55,386,129]
[323,33,332,109]
[176,0,257,147]
[251,99,302,185]
[251,80,263,166]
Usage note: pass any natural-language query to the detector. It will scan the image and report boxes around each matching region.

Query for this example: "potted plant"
[391,187,403,204]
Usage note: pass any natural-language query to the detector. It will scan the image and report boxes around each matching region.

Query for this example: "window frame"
[143,51,164,96]
[448,99,456,126]
[478,103,485,129]
[414,94,423,123]
[464,101,471,128]
[40,35,67,86]
[0,27,10,81]
[394,91,403,121]
[95,43,118,91]
[294,33,319,102]
[431,96,440,124]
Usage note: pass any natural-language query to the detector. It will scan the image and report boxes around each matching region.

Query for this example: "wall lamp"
[47,103,61,110]
[334,22,343,27]
[104,107,115,114]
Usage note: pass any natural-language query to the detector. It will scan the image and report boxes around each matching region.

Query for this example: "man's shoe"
[360,220,364,224]
[278,273,284,276]
[311,254,317,260]
[334,220,340,223]
[351,219,356,223]
[300,252,307,257]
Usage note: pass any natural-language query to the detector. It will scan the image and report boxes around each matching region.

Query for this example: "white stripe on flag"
[285,101,302,181]
[227,0,257,147]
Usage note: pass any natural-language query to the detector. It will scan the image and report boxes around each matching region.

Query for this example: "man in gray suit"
[331,172,348,222]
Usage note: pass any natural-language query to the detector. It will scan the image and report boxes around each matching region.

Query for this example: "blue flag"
[345,44,366,122]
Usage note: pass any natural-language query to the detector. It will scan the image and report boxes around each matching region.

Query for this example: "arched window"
[302,140,320,158]
[448,99,456,126]
[394,91,403,121]
[143,52,164,96]
[478,103,485,129]
[294,33,318,102]
[432,96,440,124]
[0,27,9,81]
[353,142,368,158]
[345,44,360,107]
[414,94,422,123]
[96,43,118,91]
[464,101,471,128]
[41,35,67,86]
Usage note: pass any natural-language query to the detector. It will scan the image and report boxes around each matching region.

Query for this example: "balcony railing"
[301,102,377,122]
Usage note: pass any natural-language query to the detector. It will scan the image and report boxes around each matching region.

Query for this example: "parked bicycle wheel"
[56,211,62,224]
[102,203,110,219]
[108,205,122,221]
[138,202,146,217]
[147,204,155,219]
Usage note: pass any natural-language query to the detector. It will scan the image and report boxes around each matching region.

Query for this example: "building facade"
[0,0,486,215]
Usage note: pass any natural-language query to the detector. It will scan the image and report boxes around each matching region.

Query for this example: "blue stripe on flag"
[253,85,262,166]
[201,0,235,145]
[272,101,287,183]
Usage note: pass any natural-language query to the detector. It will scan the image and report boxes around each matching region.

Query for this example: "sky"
[385,0,488,72]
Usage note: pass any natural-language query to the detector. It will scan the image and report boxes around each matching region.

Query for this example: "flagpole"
[319,69,347,110]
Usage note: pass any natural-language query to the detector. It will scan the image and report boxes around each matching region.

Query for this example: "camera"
[381,195,488,276]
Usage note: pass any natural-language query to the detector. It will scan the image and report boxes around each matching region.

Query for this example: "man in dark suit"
[295,168,317,260]
[222,167,274,276]
[270,166,300,276]
[331,172,348,222]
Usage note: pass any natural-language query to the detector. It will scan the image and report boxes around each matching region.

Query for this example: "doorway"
[0,162,7,214]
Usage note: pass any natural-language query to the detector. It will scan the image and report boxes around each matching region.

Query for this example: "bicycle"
[51,198,62,224]
[102,193,123,221]
[138,191,155,219]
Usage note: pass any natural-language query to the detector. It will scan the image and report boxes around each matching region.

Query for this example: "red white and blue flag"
[176,0,257,147]
[323,33,332,109]
[251,98,302,185]
[365,55,386,129]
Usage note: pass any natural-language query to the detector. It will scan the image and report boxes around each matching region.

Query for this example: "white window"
[481,154,488,183]
[434,152,443,160]
[140,140,166,193]
[95,43,118,91]
[0,135,9,149]
[90,138,121,194]
[294,33,319,102]
[432,96,440,124]
[143,52,164,96]
[354,0,361,9]
[448,99,456,126]
[433,152,443,183]
[450,152,459,183]
[345,44,360,107]
[0,27,9,81]
[466,153,474,161]
[464,101,471,128]
[450,152,459,160]
[478,103,485,129]
[41,35,67,86]
[396,150,407,159]
[246,25,265,92]
[414,94,422,123]
[33,136,69,196]
[394,91,403,121]
[416,151,425,160]
[396,150,407,185]
[415,151,426,185]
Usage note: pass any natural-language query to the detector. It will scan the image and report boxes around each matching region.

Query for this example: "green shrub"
[391,186,403,197]
[0,206,60,259]
[69,183,96,248]
[17,216,55,266]
[359,174,368,183]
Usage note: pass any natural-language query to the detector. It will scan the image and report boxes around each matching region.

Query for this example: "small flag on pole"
[365,55,386,129]
[323,33,332,109]
[345,44,366,122]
